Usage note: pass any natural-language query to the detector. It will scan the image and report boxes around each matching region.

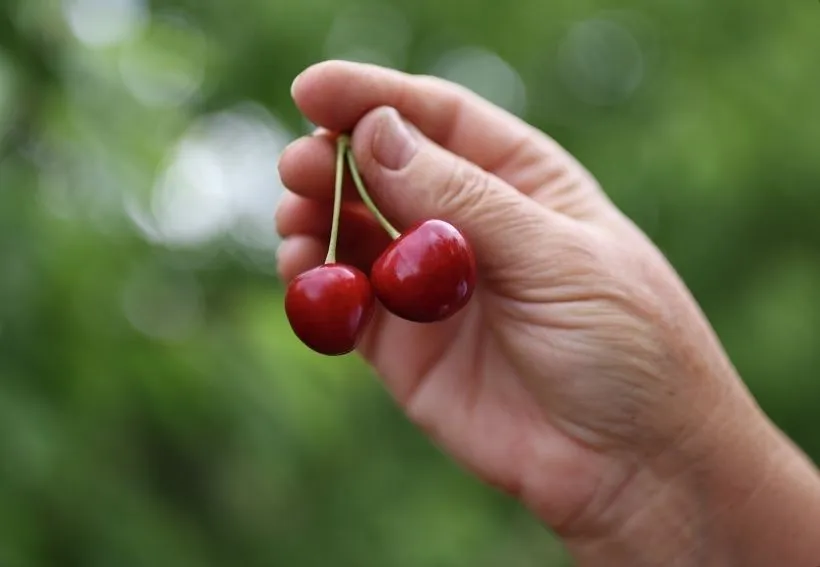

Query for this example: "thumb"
[349,106,575,275]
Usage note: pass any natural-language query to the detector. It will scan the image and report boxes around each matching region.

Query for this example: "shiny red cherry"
[371,219,477,323]
[285,264,375,355]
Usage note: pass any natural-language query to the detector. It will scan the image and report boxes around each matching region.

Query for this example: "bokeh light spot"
[62,0,148,48]
[557,18,644,107]
[119,15,207,108]
[129,103,292,256]
[324,4,412,68]
[428,47,527,116]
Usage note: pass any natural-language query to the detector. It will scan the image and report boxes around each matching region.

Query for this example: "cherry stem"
[324,135,347,264]
[339,134,401,240]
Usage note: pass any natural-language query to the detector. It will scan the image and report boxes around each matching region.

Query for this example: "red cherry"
[285,264,375,355]
[371,219,477,323]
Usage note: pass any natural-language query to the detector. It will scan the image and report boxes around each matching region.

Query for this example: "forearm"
[563,395,820,566]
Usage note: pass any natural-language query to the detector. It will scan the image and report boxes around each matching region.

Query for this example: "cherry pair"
[285,134,477,356]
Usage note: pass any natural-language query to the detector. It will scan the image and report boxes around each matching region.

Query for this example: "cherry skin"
[285,264,375,356]
[371,219,477,323]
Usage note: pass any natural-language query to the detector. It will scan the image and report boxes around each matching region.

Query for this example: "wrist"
[562,386,820,566]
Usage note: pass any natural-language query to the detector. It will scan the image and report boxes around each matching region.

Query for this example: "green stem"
[324,135,347,264]
[339,135,401,240]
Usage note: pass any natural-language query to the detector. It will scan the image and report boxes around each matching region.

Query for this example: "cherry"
[343,138,477,323]
[283,134,375,355]
[282,132,479,352]
[285,264,374,355]
[371,220,476,322]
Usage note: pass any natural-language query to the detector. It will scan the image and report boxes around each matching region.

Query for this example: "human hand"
[276,61,820,565]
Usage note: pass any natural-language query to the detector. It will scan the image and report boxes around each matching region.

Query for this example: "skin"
[275,60,820,566]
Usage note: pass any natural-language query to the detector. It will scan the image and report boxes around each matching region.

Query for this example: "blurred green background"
[1,0,819,565]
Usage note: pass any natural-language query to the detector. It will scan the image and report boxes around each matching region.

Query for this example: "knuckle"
[435,160,491,217]
[415,74,457,92]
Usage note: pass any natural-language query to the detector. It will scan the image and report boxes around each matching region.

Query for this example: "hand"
[276,61,820,565]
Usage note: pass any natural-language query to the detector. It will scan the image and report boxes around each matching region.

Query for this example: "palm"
[365,300,539,470]
[357,273,632,528]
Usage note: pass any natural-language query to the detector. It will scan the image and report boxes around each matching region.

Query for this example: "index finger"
[290,60,543,176]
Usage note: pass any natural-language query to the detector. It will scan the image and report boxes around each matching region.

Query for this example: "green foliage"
[0,0,818,565]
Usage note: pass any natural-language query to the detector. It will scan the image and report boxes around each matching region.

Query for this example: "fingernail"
[373,108,417,171]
